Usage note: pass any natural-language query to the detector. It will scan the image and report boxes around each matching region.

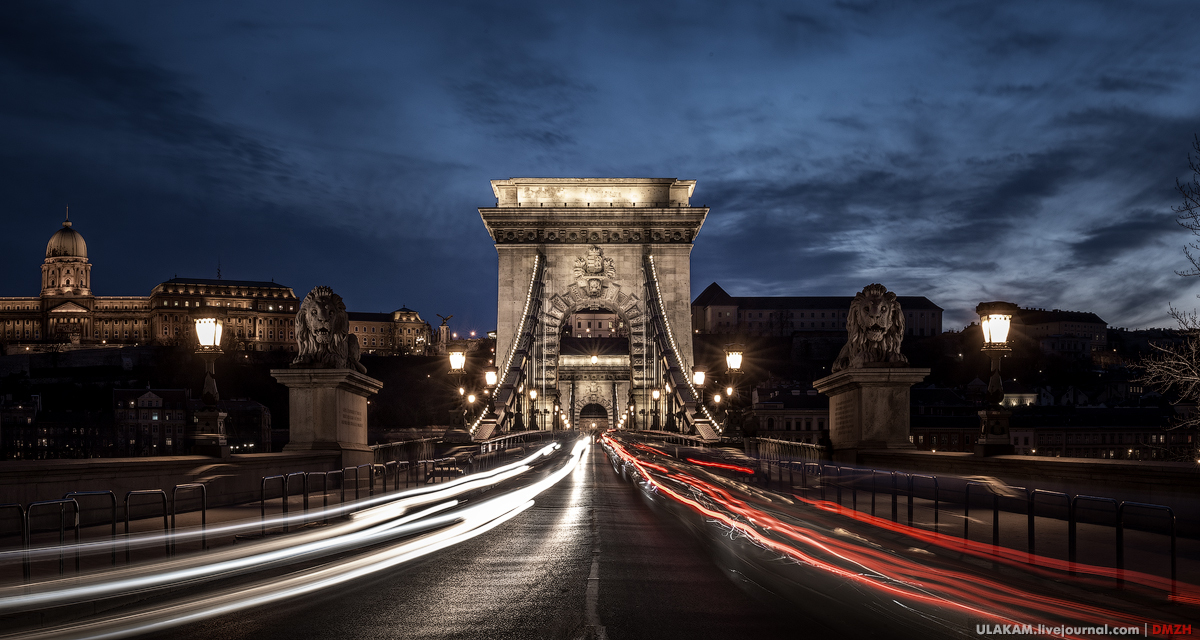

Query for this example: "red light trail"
[601,434,1198,638]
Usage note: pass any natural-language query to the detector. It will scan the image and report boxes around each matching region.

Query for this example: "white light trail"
[0,439,590,640]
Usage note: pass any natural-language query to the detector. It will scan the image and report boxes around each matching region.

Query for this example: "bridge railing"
[747,454,1180,593]
[0,483,212,584]
[643,254,720,441]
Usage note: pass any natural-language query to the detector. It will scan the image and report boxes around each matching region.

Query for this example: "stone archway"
[579,403,608,432]
[479,178,710,441]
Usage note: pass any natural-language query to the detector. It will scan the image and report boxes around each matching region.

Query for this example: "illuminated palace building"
[0,216,431,354]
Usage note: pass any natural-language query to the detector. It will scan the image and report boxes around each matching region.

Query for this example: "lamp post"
[724,344,744,433]
[191,315,229,458]
[691,366,706,420]
[974,301,1019,456]
[651,388,661,430]
[448,348,467,428]
[529,388,539,431]
[483,365,498,424]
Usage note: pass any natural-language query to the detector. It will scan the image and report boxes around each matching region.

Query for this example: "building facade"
[1013,307,1108,356]
[749,386,830,444]
[1,216,429,356]
[691,283,944,338]
[348,307,432,355]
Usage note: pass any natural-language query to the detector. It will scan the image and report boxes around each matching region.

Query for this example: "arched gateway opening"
[579,403,608,433]
[473,178,720,442]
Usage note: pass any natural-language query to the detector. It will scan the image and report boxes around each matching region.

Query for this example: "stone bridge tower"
[477,178,716,441]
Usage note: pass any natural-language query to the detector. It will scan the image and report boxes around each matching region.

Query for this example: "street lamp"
[483,366,498,421]
[190,314,229,457]
[975,301,1019,456]
[448,349,466,374]
[529,388,538,430]
[724,343,745,434]
[725,345,743,374]
[194,317,223,405]
[651,388,661,430]
[448,348,467,428]
[692,366,707,419]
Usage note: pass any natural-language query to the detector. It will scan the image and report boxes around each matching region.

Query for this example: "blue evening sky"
[2,1,1199,334]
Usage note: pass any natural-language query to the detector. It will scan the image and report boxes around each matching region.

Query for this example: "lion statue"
[831,283,908,372]
[291,286,366,373]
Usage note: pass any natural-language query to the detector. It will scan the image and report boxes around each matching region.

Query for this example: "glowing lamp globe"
[448,350,466,373]
[725,345,744,372]
[484,366,498,387]
[975,301,1020,348]
[194,317,222,349]
[651,389,660,401]
[692,369,705,387]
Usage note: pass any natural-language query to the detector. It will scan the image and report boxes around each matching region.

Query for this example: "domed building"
[42,215,92,296]
[2,215,429,358]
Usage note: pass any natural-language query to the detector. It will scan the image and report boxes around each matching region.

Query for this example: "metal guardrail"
[124,490,169,562]
[65,490,117,565]
[171,484,207,553]
[26,499,80,577]
[0,482,210,583]
[751,456,1180,593]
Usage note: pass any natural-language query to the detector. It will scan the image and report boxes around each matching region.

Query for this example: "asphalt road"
[146,443,816,640]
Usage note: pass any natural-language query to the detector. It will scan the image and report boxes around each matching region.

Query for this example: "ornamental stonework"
[490,228,693,244]
[573,245,615,298]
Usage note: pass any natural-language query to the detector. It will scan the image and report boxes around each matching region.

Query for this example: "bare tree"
[1174,134,1200,276]
[1138,307,1200,430]
[1139,136,1200,438]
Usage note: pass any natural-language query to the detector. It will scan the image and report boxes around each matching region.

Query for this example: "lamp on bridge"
[651,388,661,430]
[724,345,743,374]
[692,366,707,419]
[529,388,538,430]
[448,348,467,427]
[483,365,499,422]
[190,313,229,458]
[724,343,744,434]
[974,301,1019,457]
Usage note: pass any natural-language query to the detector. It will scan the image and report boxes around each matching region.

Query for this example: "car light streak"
[1,442,562,569]
[602,434,1197,636]
[683,458,755,475]
[0,438,589,640]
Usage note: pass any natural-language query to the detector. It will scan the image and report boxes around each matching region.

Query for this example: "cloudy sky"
[3,1,1200,333]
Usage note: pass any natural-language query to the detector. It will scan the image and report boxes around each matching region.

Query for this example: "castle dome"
[46,218,87,259]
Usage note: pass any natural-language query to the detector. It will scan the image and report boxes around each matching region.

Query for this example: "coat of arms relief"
[573,245,616,298]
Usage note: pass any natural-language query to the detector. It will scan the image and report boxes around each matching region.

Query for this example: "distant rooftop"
[160,277,291,289]
[692,282,942,311]
[1017,307,1106,326]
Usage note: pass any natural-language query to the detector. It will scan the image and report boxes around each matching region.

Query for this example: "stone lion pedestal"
[813,365,929,464]
[271,369,383,468]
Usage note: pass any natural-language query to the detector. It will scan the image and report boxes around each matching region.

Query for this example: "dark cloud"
[2,0,1200,335]
[1068,210,1176,267]
[1094,74,1171,94]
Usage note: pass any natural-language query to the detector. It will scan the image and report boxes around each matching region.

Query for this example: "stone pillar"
[813,366,929,464]
[271,369,383,468]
